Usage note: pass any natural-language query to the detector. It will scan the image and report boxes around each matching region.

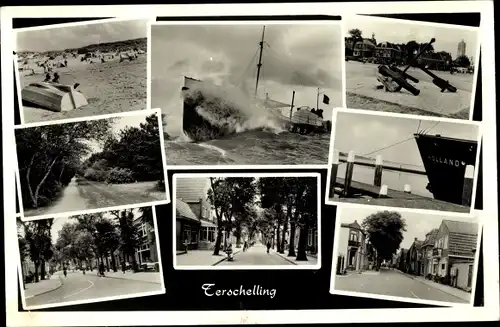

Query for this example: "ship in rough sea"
[414,132,478,205]
[181,25,331,142]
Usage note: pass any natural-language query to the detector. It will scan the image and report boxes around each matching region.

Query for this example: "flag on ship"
[323,94,330,105]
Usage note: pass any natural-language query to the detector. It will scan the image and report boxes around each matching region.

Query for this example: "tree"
[111,209,141,272]
[24,220,54,282]
[294,177,317,261]
[207,177,257,255]
[348,28,363,53]
[17,218,28,289]
[361,211,407,270]
[455,55,471,68]
[94,218,120,272]
[258,177,288,253]
[16,119,114,208]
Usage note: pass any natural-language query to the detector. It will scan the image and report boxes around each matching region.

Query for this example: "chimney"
[414,237,417,241]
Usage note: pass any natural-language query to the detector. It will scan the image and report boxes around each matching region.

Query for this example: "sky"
[50,208,142,244]
[339,206,479,249]
[15,18,149,53]
[333,112,480,166]
[82,112,158,160]
[344,16,479,59]
[150,23,343,135]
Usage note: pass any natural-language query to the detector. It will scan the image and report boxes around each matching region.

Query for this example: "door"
[467,264,473,288]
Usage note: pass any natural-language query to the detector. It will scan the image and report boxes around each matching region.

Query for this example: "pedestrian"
[184,238,189,253]
[243,240,248,252]
[63,266,67,278]
[43,73,51,82]
[266,241,271,254]
[52,72,60,84]
[121,261,126,274]
[99,262,105,277]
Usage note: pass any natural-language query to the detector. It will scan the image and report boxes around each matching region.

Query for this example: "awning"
[201,220,217,228]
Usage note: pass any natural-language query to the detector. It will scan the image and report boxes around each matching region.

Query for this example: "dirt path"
[24,178,166,218]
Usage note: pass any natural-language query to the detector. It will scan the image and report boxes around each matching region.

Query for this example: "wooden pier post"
[343,150,355,197]
[329,149,340,198]
[374,155,383,187]
[379,184,389,198]
[404,184,412,194]
[462,165,475,206]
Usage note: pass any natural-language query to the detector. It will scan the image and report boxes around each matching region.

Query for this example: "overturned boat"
[21,82,88,112]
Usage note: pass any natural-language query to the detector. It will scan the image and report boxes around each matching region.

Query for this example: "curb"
[212,249,242,266]
[275,252,298,265]
[104,274,162,285]
[25,276,64,299]
[396,270,470,302]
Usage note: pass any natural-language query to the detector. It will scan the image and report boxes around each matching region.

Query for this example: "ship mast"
[254,25,266,97]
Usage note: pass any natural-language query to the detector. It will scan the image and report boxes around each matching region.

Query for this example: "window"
[441,263,445,270]
[349,231,358,242]
[191,229,198,244]
[443,235,448,249]
[140,223,148,237]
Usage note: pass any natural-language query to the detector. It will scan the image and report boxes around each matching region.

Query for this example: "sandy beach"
[346,61,475,119]
[17,54,147,123]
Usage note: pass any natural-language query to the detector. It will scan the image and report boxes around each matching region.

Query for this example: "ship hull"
[414,133,478,205]
[182,76,327,142]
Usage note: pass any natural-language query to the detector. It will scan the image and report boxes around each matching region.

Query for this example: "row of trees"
[16,120,113,209]
[79,114,165,190]
[17,207,154,286]
[207,177,318,261]
[346,28,471,69]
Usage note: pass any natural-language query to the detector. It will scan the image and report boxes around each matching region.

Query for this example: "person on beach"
[52,72,60,84]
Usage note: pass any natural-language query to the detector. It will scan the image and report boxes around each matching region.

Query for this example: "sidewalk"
[104,271,163,284]
[274,250,319,266]
[24,275,63,299]
[397,270,471,302]
[176,249,242,266]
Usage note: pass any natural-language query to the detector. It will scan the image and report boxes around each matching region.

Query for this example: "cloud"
[16,18,149,52]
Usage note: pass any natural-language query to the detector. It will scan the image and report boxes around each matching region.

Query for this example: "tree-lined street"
[334,268,469,304]
[25,271,161,307]
[216,243,295,266]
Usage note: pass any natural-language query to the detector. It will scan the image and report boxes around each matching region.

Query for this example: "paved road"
[24,177,162,217]
[334,268,468,304]
[25,271,162,308]
[216,244,294,266]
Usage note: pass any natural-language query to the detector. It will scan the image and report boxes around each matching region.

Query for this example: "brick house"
[421,228,439,277]
[353,39,376,58]
[407,238,424,276]
[431,220,478,291]
[336,220,371,273]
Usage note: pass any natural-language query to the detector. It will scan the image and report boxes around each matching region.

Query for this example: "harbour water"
[335,163,433,198]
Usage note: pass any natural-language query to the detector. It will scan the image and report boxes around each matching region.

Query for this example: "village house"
[396,248,408,272]
[431,220,478,291]
[176,178,218,252]
[353,38,377,59]
[335,220,370,274]
[133,213,159,268]
[421,228,439,277]
[374,42,402,64]
[407,237,424,276]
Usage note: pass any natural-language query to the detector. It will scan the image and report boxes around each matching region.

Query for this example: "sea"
[335,163,433,198]
[165,130,330,165]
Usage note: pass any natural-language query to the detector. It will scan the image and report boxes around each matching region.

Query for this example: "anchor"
[376,38,457,96]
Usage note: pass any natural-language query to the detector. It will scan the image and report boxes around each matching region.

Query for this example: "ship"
[181,26,331,142]
[414,133,478,205]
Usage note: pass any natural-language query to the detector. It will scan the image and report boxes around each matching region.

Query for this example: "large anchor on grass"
[376,38,457,96]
